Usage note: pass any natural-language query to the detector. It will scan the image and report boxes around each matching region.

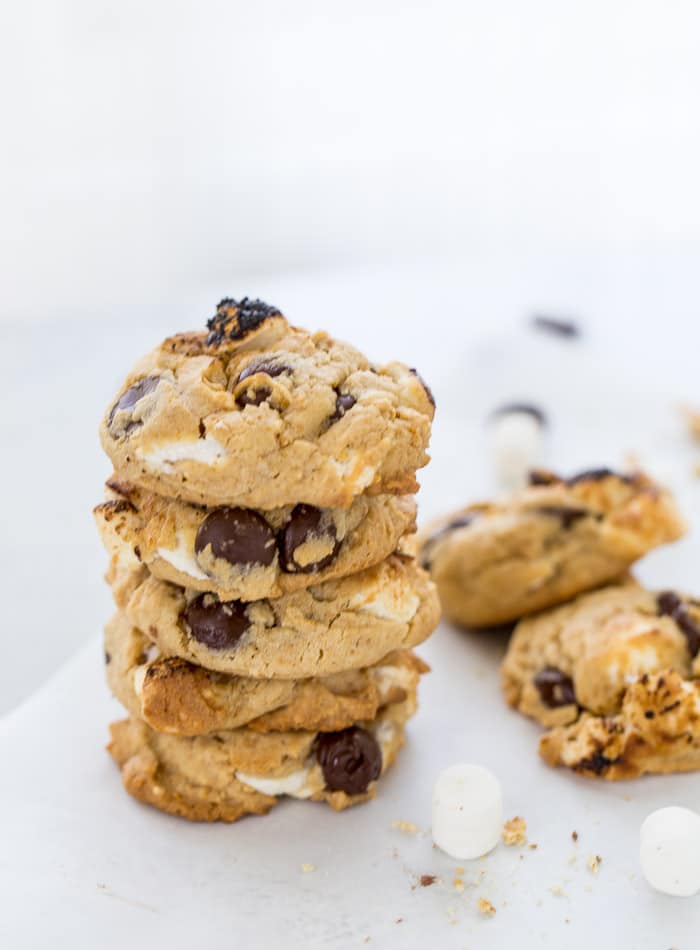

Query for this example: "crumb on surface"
[301,863,315,874]
[391,819,420,835]
[587,855,602,875]
[549,885,566,897]
[502,816,527,846]
[419,874,438,888]
[478,897,496,916]
[529,843,538,850]
[453,877,465,893]
[571,831,578,843]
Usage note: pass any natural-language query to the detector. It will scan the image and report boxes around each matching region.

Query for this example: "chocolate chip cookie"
[108,692,415,822]
[419,468,685,627]
[95,476,416,601]
[116,555,440,679]
[105,611,428,735]
[502,582,700,778]
[99,299,434,509]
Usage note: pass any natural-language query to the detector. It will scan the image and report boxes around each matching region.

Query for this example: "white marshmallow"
[489,410,543,491]
[432,764,503,860]
[639,806,700,897]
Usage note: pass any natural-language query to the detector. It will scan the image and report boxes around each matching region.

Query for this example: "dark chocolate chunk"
[534,667,577,707]
[490,402,547,426]
[529,470,558,486]
[531,315,581,338]
[327,391,357,427]
[235,359,291,408]
[657,591,700,658]
[108,376,160,428]
[410,368,436,408]
[181,596,250,650]
[279,504,340,573]
[577,752,620,775]
[536,506,591,529]
[237,359,291,384]
[206,297,282,346]
[316,726,382,794]
[194,508,276,567]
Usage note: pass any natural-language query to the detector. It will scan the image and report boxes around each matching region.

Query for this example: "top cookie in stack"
[96,298,440,822]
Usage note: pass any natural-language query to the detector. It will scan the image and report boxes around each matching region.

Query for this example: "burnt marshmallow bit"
[107,376,161,433]
[194,508,277,568]
[316,726,382,795]
[181,596,250,650]
[280,504,341,573]
[205,297,282,346]
[534,667,577,708]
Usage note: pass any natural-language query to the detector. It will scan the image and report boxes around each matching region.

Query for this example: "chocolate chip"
[181,596,250,650]
[104,651,111,665]
[410,368,436,408]
[531,315,581,338]
[279,504,340,573]
[326,391,357,427]
[205,297,282,346]
[577,752,619,775]
[657,591,700,658]
[316,726,382,794]
[237,385,272,408]
[490,402,547,426]
[536,506,591,529]
[237,359,290,384]
[529,470,558,486]
[194,508,276,567]
[108,376,160,428]
[534,667,576,707]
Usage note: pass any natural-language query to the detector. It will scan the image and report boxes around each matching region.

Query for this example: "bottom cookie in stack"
[105,613,428,821]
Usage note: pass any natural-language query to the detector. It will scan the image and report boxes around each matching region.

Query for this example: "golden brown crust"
[94,479,416,602]
[539,672,700,779]
[99,308,434,509]
[419,469,685,627]
[105,611,429,735]
[118,555,441,679]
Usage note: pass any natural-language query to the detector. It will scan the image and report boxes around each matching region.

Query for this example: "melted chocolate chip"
[536,506,591,529]
[490,402,547,426]
[534,667,577,707]
[531,315,581,338]
[327,391,357,427]
[181,596,250,650]
[577,752,620,775]
[237,359,291,384]
[237,385,272,408]
[206,297,282,345]
[657,591,700,658]
[316,726,382,794]
[108,376,160,428]
[279,504,340,573]
[194,508,276,567]
[529,470,558,486]
[410,368,436,408]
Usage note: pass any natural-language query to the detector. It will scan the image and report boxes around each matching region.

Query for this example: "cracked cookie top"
[99,300,434,508]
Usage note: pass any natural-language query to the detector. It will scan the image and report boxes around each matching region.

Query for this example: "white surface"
[3,295,700,946]
[432,764,503,860]
[639,807,700,897]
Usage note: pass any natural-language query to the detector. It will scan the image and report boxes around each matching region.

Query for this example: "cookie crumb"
[453,877,465,893]
[502,816,527,846]
[419,874,438,888]
[391,819,420,835]
[529,843,538,850]
[568,855,577,866]
[301,863,315,874]
[587,855,602,875]
[478,897,496,916]
[571,831,578,842]
[549,885,566,897]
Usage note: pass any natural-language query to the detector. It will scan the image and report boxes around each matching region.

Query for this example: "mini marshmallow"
[488,405,545,491]
[639,806,700,897]
[432,764,503,860]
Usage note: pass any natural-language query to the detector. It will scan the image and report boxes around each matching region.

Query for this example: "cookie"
[117,555,440,679]
[108,693,415,822]
[502,583,700,779]
[105,611,429,735]
[419,468,685,627]
[95,476,416,601]
[99,299,434,509]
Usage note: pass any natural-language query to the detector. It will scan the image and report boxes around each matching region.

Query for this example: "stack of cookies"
[95,299,440,822]
[419,468,700,780]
